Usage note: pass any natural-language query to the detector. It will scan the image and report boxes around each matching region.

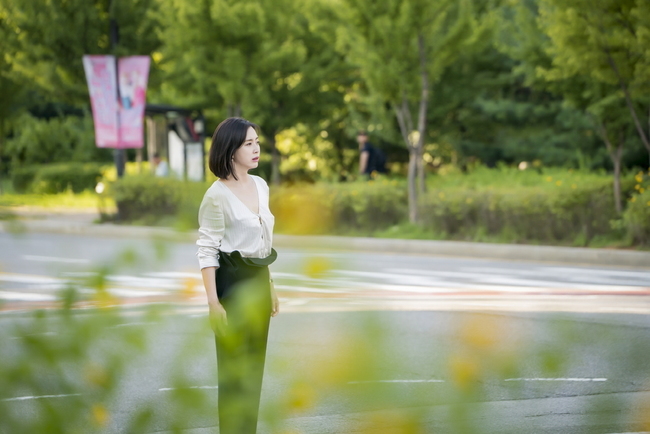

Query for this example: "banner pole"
[109,0,125,178]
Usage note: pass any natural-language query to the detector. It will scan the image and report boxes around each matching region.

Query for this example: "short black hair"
[208,117,259,180]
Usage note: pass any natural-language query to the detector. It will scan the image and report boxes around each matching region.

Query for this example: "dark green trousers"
[215,257,271,434]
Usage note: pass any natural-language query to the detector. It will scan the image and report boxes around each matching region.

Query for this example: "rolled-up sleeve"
[196,189,225,269]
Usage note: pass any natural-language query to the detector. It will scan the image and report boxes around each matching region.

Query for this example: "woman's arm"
[201,266,228,334]
[197,187,227,334]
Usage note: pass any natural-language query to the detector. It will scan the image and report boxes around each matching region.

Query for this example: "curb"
[2,219,649,268]
[273,235,650,268]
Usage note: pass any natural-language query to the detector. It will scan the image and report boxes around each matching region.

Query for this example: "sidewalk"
[2,210,649,268]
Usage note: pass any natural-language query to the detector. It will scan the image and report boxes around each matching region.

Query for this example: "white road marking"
[349,377,608,384]
[159,386,218,391]
[2,393,81,402]
[23,255,90,264]
[0,291,56,301]
[0,273,61,284]
[349,379,445,384]
[145,272,201,279]
[504,377,607,382]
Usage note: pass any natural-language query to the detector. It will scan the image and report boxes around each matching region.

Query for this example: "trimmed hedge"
[623,177,650,245]
[106,171,647,246]
[270,180,407,234]
[419,182,617,244]
[111,175,182,221]
[110,175,207,224]
[12,163,103,194]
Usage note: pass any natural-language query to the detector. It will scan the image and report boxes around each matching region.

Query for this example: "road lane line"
[504,377,607,382]
[23,255,90,264]
[2,393,81,402]
[0,291,56,301]
[348,380,445,384]
[159,386,218,391]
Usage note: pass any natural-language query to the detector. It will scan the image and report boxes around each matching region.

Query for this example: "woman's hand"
[270,279,279,317]
[208,301,228,336]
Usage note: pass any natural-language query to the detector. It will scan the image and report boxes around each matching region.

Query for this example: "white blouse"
[196,175,274,270]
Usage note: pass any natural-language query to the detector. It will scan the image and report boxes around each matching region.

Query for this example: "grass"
[0,189,115,211]
[426,165,620,191]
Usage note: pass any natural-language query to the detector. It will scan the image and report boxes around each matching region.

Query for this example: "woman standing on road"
[197,117,279,434]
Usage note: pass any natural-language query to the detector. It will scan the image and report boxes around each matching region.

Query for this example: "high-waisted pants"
[215,260,271,434]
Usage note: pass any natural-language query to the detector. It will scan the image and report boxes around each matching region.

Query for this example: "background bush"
[623,171,650,246]
[419,183,617,244]
[10,166,39,193]
[106,168,647,247]
[110,175,207,225]
[11,163,103,194]
[3,114,111,170]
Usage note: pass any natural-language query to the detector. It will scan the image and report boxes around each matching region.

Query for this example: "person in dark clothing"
[357,130,387,178]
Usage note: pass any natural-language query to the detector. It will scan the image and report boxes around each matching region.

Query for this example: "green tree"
[537,0,650,164]
[495,0,645,213]
[333,0,475,223]
[1,0,160,105]
[156,0,350,184]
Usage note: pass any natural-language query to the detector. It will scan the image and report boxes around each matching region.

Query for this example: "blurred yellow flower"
[635,174,643,183]
[181,277,200,298]
[571,184,577,189]
[449,354,479,390]
[287,381,316,413]
[635,184,641,190]
[438,192,445,199]
[91,404,110,427]
[361,410,423,434]
[546,176,553,182]
[304,257,332,279]
[460,317,501,350]
[630,197,637,203]
[466,197,473,204]
[85,363,110,388]
[555,180,563,186]
[640,188,646,194]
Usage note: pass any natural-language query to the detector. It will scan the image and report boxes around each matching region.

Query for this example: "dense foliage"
[1,0,649,237]
[108,169,650,246]
[12,163,103,194]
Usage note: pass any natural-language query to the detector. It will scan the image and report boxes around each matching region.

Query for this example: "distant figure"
[357,130,387,178]
[153,153,169,177]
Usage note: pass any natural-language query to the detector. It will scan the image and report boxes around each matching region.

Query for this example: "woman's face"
[232,126,260,172]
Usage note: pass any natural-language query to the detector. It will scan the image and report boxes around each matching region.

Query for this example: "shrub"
[11,166,40,193]
[34,163,103,194]
[623,171,650,246]
[269,178,407,235]
[419,182,617,244]
[110,175,208,224]
[11,163,103,194]
[110,175,185,222]
[3,114,111,169]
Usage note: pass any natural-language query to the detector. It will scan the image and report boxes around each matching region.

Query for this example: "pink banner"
[83,55,150,149]
[117,56,150,148]
[83,55,119,148]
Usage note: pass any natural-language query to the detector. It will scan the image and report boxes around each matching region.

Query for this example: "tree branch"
[602,44,650,152]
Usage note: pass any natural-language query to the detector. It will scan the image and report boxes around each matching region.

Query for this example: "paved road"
[1,232,650,433]
[1,232,649,314]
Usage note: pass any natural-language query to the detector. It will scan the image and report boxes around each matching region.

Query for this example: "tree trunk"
[408,147,418,223]
[595,120,624,214]
[393,99,418,223]
[416,33,430,197]
[269,134,280,186]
